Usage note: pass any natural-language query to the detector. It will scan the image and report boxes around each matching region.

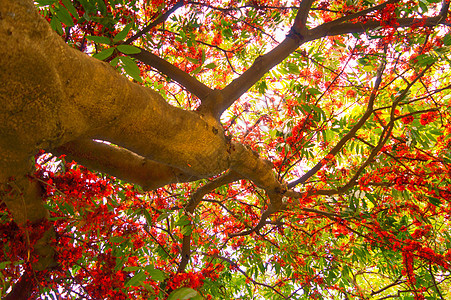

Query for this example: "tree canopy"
[1,0,451,299]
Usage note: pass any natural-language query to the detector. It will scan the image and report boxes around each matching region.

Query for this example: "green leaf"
[204,62,216,69]
[113,23,133,43]
[175,215,190,227]
[181,225,193,235]
[419,0,428,13]
[444,34,451,46]
[86,35,112,45]
[110,236,125,244]
[144,265,166,281]
[61,0,79,20]
[117,45,141,54]
[123,266,141,272]
[55,6,74,27]
[109,57,120,67]
[141,209,153,226]
[0,261,10,269]
[415,54,436,66]
[286,62,299,74]
[307,88,322,96]
[120,56,143,82]
[95,0,107,15]
[157,212,171,222]
[50,16,63,35]
[191,66,202,75]
[36,0,57,6]
[186,57,199,64]
[93,47,115,60]
[167,287,198,300]
[428,196,442,207]
[125,271,146,287]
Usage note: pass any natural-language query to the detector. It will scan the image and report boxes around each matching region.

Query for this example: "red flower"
[402,115,414,124]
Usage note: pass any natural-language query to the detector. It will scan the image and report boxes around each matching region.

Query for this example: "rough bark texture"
[0,0,284,272]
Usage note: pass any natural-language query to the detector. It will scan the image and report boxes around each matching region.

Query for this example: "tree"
[1,0,451,298]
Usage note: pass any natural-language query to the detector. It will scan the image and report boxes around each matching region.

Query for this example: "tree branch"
[53,139,200,191]
[312,16,449,39]
[198,0,450,117]
[227,142,286,237]
[206,35,302,116]
[132,48,212,101]
[3,269,40,300]
[178,170,242,272]
[292,0,316,34]
[0,171,56,271]
[123,1,185,45]
[310,64,434,197]
[288,61,386,189]
[314,0,400,31]
[199,1,322,116]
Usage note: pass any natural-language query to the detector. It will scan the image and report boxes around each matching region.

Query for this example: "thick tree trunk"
[0,0,231,272]
[0,0,230,180]
[0,0,284,275]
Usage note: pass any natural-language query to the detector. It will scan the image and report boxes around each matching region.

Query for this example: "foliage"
[2,0,451,299]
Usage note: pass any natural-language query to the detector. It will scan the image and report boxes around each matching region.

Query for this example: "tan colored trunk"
[0,0,229,180]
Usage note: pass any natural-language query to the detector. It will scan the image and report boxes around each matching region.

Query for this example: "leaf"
[0,261,10,269]
[444,34,451,46]
[110,236,125,244]
[86,36,112,45]
[144,265,166,281]
[93,47,115,60]
[120,56,143,82]
[191,66,202,75]
[113,23,133,43]
[50,16,63,35]
[204,62,216,69]
[95,0,107,15]
[428,196,442,207]
[117,45,141,54]
[125,271,146,287]
[419,0,428,13]
[35,0,57,6]
[167,287,198,300]
[181,225,193,235]
[175,215,190,227]
[123,266,141,272]
[55,6,74,27]
[157,212,171,222]
[186,57,199,64]
[61,0,79,20]
[415,54,436,66]
[109,57,120,67]
[141,209,153,226]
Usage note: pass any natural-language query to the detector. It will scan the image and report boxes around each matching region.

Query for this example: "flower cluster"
[420,111,438,125]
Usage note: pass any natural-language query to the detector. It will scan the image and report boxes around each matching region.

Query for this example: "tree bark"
[0,2,284,268]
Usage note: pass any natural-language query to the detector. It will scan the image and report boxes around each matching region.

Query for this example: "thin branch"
[123,1,185,45]
[199,0,450,117]
[187,2,299,12]
[312,15,449,39]
[213,254,289,299]
[311,64,434,197]
[177,171,242,272]
[287,61,386,189]
[316,0,400,31]
[132,48,212,101]
[429,264,445,300]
